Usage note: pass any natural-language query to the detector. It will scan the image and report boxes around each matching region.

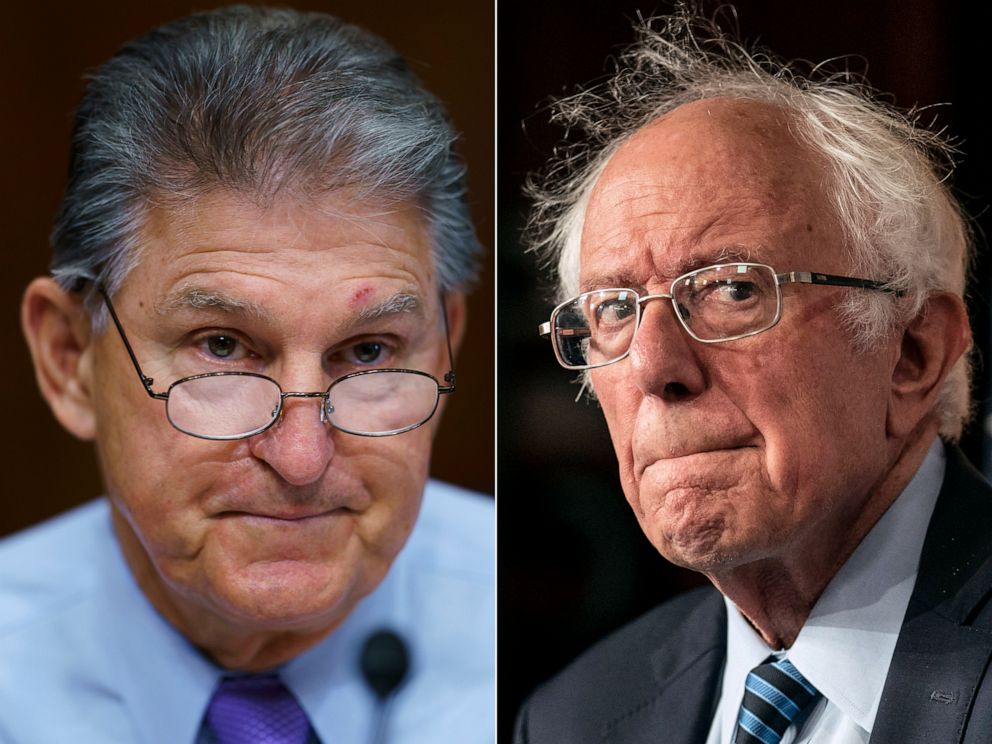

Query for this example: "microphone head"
[360,629,410,700]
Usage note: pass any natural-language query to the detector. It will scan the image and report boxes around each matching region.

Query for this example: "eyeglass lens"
[552,264,781,368]
[677,263,779,341]
[168,374,281,439]
[326,371,440,436]
[165,370,442,440]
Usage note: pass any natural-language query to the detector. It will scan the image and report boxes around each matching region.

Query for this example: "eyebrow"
[154,286,273,321]
[579,271,641,293]
[357,292,422,321]
[579,246,754,292]
[154,285,425,331]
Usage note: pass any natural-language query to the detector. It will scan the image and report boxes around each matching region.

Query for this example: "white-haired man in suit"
[518,11,991,744]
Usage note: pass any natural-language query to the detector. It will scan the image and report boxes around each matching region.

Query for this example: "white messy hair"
[527,7,973,439]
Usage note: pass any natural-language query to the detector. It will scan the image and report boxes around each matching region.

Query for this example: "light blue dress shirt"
[705,437,945,744]
[0,480,494,743]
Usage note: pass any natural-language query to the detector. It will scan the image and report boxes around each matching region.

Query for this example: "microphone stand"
[360,629,410,744]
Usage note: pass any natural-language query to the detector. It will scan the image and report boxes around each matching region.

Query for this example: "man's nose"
[628,299,706,401]
[248,394,335,486]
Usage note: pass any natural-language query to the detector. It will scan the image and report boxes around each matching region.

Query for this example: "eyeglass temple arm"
[98,287,168,400]
[538,323,593,341]
[438,293,456,394]
[776,271,905,297]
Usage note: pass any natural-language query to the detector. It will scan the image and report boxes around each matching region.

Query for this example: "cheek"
[338,431,431,545]
[723,335,891,505]
[591,369,643,497]
[592,370,633,441]
[710,347,807,493]
[90,372,246,561]
[97,435,228,563]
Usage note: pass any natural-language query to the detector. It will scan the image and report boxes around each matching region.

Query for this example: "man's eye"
[697,280,757,304]
[351,342,385,364]
[595,299,636,326]
[722,281,756,302]
[205,335,239,358]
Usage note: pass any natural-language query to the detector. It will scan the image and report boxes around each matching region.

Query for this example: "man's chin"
[207,556,377,631]
[629,474,766,573]
[660,541,747,573]
[641,513,750,573]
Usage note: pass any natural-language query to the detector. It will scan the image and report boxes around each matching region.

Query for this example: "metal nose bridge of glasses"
[98,286,456,439]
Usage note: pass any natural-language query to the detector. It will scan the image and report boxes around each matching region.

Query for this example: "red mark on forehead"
[348,285,375,309]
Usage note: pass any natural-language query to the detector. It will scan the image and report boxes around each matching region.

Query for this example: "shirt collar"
[720,595,782,744]
[721,437,945,739]
[98,523,221,744]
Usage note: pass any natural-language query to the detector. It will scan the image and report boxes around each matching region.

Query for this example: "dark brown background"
[499,0,992,738]
[1,0,494,537]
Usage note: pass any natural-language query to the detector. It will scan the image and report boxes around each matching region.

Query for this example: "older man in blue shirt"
[4,7,492,743]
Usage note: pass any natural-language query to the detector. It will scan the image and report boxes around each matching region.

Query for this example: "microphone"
[360,629,410,744]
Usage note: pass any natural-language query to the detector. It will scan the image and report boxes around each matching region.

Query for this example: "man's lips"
[216,508,342,522]
[634,444,757,479]
[208,482,371,520]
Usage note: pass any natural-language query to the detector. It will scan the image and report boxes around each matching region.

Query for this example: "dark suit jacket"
[514,445,992,743]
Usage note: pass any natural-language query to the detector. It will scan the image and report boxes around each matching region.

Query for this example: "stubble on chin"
[636,490,740,571]
[626,457,767,572]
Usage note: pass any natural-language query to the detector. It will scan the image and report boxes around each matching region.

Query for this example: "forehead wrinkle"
[585,196,764,258]
[153,284,273,321]
[579,245,755,293]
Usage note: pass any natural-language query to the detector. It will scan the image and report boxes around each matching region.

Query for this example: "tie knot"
[206,674,312,744]
[734,658,820,744]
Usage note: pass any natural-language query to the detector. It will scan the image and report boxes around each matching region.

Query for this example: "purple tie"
[205,675,312,744]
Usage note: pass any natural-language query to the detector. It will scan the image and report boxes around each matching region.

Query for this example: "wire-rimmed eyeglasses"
[100,288,456,440]
[538,262,902,370]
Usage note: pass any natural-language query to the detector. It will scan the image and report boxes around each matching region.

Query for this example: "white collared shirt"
[705,438,945,744]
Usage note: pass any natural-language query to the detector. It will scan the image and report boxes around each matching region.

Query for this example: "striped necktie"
[734,657,820,744]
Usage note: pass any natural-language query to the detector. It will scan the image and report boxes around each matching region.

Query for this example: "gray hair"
[528,9,973,440]
[51,5,481,321]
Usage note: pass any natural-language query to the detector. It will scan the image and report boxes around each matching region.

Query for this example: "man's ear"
[887,293,971,439]
[443,290,468,356]
[21,278,98,441]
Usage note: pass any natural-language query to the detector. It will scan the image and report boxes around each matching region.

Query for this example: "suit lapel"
[604,590,726,744]
[871,445,992,744]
